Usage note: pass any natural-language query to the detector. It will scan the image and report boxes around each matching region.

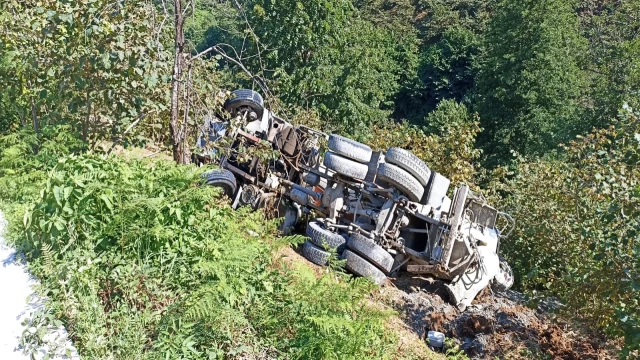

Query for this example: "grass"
[0,140,416,359]
[0,128,462,359]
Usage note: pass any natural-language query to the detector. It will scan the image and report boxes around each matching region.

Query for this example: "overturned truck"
[195,89,514,309]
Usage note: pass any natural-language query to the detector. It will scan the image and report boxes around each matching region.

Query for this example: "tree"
[0,0,170,148]
[248,0,402,136]
[474,0,588,164]
[491,105,640,354]
[581,0,640,126]
[423,98,472,135]
[169,0,191,164]
[397,26,480,122]
[393,0,491,122]
[413,0,494,39]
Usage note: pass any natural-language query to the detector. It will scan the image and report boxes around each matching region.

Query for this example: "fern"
[40,242,55,277]
[1,148,401,359]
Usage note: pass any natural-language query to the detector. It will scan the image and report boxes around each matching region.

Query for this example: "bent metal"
[193,89,515,309]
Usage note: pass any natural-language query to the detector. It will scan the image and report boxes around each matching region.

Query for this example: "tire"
[323,152,369,181]
[492,258,514,293]
[384,147,431,186]
[347,233,394,273]
[306,219,347,252]
[377,163,424,202]
[202,169,237,197]
[421,172,450,207]
[224,89,264,119]
[341,250,387,286]
[328,134,372,163]
[302,241,331,266]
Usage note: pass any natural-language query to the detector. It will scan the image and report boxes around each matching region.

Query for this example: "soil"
[387,273,619,359]
[290,244,620,359]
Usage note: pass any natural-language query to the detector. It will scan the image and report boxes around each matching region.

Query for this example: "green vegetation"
[0,129,414,359]
[1,0,639,357]
[475,0,588,163]
[488,106,640,355]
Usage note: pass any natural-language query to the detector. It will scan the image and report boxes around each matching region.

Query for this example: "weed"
[0,140,403,359]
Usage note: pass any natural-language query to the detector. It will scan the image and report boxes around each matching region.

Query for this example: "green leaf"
[63,187,73,201]
[53,186,63,206]
[99,194,113,211]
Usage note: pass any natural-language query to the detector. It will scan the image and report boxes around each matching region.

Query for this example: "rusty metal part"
[237,129,261,144]
[406,264,453,280]
[223,161,256,184]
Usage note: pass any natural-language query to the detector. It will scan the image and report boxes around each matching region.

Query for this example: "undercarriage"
[195,89,515,308]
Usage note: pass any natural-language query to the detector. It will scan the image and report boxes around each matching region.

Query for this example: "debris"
[388,274,618,359]
[427,330,445,348]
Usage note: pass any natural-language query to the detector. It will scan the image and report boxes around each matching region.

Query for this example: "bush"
[1,149,401,359]
[491,105,640,355]
[368,110,482,186]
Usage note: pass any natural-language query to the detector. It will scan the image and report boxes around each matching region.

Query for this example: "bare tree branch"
[191,44,271,96]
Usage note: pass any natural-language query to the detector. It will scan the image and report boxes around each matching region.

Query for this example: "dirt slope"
[388,274,618,359]
[286,245,619,359]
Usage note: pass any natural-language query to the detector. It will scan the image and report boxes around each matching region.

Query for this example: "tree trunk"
[169,0,189,164]
[29,95,39,154]
[83,89,91,143]
[28,80,39,135]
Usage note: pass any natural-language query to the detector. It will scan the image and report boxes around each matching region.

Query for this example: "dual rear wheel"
[301,218,393,286]
[321,135,431,202]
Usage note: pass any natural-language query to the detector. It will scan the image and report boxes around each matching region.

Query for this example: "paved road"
[0,212,79,359]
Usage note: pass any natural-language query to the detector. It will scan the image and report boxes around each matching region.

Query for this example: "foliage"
[474,0,589,164]
[1,0,640,356]
[580,0,640,126]
[369,103,482,185]
[413,0,494,40]
[394,0,490,121]
[0,54,21,133]
[423,99,473,135]
[248,0,403,136]
[0,0,171,145]
[0,125,83,204]
[185,0,243,54]
[489,105,640,354]
[410,27,479,121]
[0,137,401,358]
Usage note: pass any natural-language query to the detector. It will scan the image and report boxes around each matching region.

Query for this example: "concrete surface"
[0,211,79,359]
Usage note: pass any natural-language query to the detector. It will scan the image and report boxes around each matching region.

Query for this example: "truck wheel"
[377,163,424,202]
[306,219,347,252]
[347,233,394,273]
[302,241,331,266]
[341,250,387,286]
[224,89,264,119]
[384,147,431,186]
[323,152,369,181]
[492,257,514,293]
[328,134,372,163]
[202,169,237,197]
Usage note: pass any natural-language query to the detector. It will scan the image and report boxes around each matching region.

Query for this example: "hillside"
[1,0,639,358]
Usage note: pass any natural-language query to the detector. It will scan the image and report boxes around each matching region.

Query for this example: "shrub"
[491,105,640,355]
[368,111,482,186]
[1,151,400,359]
